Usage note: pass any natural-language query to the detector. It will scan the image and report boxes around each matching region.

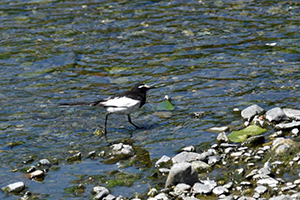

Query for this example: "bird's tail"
[58,100,104,107]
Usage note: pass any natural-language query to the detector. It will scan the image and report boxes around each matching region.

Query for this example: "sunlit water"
[0,0,299,199]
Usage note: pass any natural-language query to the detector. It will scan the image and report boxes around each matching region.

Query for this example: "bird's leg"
[127,114,140,129]
[102,113,110,135]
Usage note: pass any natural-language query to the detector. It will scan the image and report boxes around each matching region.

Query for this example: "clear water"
[0,0,299,199]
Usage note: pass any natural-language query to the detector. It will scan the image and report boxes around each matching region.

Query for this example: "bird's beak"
[143,84,156,90]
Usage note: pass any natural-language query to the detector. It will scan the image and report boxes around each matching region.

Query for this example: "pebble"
[210,126,229,132]
[93,186,109,200]
[191,160,210,172]
[29,170,44,179]
[217,132,229,143]
[38,159,52,169]
[181,146,195,152]
[254,185,267,194]
[111,143,134,157]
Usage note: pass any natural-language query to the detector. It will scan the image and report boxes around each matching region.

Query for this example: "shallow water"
[0,0,299,199]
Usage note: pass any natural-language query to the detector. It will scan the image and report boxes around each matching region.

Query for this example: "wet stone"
[154,193,169,200]
[191,160,210,172]
[173,183,191,195]
[66,152,81,162]
[165,162,199,188]
[38,159,51,169]
[26,166,36,173]
[181,146,195,152]
[172,151,206,164]
[283,108,300,120]
[111,143,134,157]
[257,177,279,187]
[208,155,220,165]
[1,182,25,193]
[217,132,228,143]
[155,155,171,167]
[87,151,97,158]
[210,126,229,132]
[212,186,229,195]
[266,107,288,122]
[147,188,158,197]
[29,170,44,179]
[192,182,212,195]
[93,186,109,200]
[103,194,116,200]
[254,185,267,194]
[241,104,264,121]
[275,121,300,129]
[202,180,217,190]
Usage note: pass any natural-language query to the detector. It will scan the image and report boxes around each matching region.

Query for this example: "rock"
[155,155,171,167]
[172,151,206,164]
[87,151,97,158]
[241,104,264,121]
[265,107,288,122]
[103,194,116,200]
[275,121,300,129]
[254,185,267,194]
[29,170,44,179]
[217,132,228,143]
[154,193,169,200]
[191,160,210,172]
[2,182,25,193]
[111,143,134,157]
[208,155,220,165]
[165,162,199,188]
[202,180,217,190]
[269,195,292,200]
[147,188,158,197]
[192,182,212,195]
[173,183,191,195]
[181,146,195,152]
[283,108,300,120]
[212,186,229,195]
[241,135,265,147]
[291,128,299,136]
[228,125,267,143]
[37,158,51,168]
[271,138,298,155]
[26,166,36,173]
[209,126,229,132]
[93,186,109,200]
[257,177,279,187]
[66,152,81,162]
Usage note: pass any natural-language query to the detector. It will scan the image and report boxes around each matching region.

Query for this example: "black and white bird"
[60,83,155,135]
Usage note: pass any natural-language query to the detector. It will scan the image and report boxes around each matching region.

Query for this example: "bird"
[59,83,155,135]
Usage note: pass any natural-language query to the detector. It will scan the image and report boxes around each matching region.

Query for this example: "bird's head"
[132,83,156,93]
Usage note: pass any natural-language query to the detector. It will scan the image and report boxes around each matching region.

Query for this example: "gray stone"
[271,138,298,155]
[147,188,158,197]
[155,155,171,167]
[212,186,228,195]
[291,193,300,199]
[202,179,217,190]
[191,160,210,172]
[93,186,109,200]
[217,132,228,143]
[209,126,229,132]
[1,182,25,193]
[181,146,195,152]
[241,104,264,121]
[257,177,279,187]
[154,193,169,200]
[275,121,300,129]
[111,143,134,157]
[265,107,288,122]
[237,197,256,200]
[172,152,205,164]
[223,182,233,189]
[37,159,51,169]
[103,194,116,200]
[283,108,300,120]
[192,182,212,194]
[208,155,220,165]
[165,162,198,188]
[173,183,191,195]
[269,195,292,200]
[241,135,265,147]
[254,185,267,194]
[219,195,235,200]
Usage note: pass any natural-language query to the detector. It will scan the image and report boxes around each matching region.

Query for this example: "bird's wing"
[98,96,140,108]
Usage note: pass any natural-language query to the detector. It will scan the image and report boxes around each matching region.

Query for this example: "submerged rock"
[111,143,134,157]
[155,155,171,167]
[271,138,298,155]
[165,162,199,188]
[1,182,25,193]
